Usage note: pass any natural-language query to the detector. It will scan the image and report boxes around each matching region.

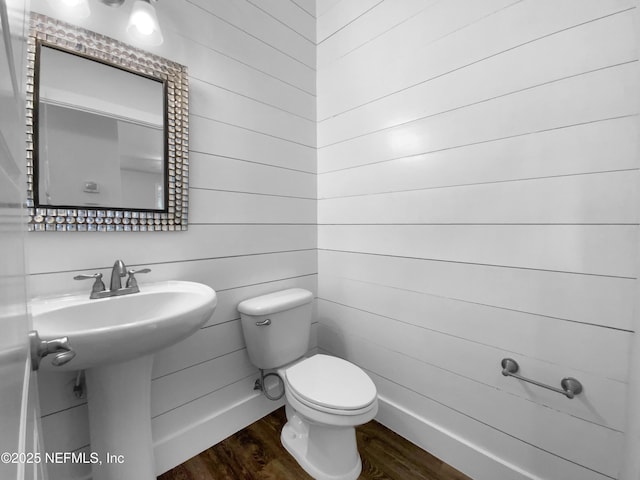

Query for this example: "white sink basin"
[30,279,217,480]
[31,280,217,371]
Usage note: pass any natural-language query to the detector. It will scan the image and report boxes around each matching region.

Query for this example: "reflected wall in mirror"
[26,13,189,232]
[39,45,164,210]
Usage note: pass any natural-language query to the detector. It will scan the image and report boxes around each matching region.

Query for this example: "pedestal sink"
[31,281,217,480]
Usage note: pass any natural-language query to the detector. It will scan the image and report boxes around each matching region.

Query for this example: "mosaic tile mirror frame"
[26,13,189,232]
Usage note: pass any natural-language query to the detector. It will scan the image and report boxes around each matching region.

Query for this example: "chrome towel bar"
[500,358,583,399]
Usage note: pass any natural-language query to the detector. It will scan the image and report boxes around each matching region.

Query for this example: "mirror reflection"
[37,45,165,210]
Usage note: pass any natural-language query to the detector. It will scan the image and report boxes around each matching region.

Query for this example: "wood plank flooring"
[158,407,472,480]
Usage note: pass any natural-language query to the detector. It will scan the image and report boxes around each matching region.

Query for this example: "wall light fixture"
[98,0,164,46]
[125,0,163,46]
[49,0,164,45]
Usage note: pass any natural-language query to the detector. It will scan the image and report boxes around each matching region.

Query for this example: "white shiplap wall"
[317,1,638,480]
[27,1,316,478]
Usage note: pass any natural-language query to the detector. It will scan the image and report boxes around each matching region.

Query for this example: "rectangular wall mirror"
[26,13,189,232]
[38,45,164,210]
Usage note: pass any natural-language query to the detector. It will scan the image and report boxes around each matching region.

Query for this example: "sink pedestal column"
[85,354,155,480]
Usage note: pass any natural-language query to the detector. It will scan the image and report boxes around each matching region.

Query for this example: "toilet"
[238,288,378,480]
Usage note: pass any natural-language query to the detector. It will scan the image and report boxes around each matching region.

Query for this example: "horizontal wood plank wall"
[317,1,638,479]
[27,0,316,479]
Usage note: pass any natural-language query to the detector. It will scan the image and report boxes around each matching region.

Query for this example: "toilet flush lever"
[256,318,271,326]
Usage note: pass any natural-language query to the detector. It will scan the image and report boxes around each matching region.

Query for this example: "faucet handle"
[73,273,106,296]
[126,268,151,289]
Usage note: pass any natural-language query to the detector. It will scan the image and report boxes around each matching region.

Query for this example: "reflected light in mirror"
[127,0,163,45]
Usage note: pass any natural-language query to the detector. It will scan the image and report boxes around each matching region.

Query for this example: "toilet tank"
[238,288,313,370]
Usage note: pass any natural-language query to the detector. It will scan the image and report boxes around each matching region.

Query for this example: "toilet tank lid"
[237,288,313,316]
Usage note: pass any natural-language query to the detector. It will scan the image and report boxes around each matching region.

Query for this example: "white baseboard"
[375,395,540,480]
[154,390,526,480]
[153,389,284,475]
[151,386,583,480]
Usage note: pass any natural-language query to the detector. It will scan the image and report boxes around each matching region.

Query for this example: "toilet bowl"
[278,354,378,480]
[237,289,378,480]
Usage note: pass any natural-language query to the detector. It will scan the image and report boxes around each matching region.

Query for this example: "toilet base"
[281,409,362,480]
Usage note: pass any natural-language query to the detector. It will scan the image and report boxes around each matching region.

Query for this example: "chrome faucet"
[74,259,151,299]
[110,259,127,291]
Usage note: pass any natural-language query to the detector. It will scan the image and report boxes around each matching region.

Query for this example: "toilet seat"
[284,355,377,415]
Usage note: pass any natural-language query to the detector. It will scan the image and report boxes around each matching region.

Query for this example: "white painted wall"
[317,1,638,479]
[27,1,316,478]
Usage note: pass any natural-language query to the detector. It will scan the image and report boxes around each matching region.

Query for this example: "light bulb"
[127,0,163,46]
[130,10,154,35]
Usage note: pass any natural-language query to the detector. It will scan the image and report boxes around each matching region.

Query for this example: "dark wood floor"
[158,407,472,480]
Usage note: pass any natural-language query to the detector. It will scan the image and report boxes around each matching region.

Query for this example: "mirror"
[38,45,165,210]
[26,13,189,232]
